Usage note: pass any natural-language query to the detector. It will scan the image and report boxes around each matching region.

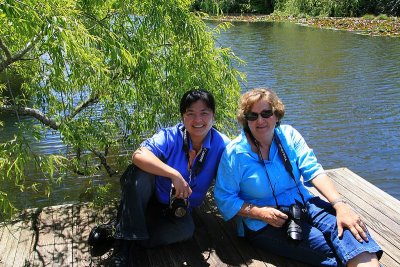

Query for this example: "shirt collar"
[235,129,253,154]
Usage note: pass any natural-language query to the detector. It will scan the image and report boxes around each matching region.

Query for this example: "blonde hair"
[237,87,285,128]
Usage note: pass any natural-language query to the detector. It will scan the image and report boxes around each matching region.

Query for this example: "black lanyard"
[183,128,209,179]
[273,131,307,208]
[246,127,306,209]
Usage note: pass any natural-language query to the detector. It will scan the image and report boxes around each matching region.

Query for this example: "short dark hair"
[180,89,216,115]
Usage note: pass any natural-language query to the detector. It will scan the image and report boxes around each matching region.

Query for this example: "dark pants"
[114,165,195,248]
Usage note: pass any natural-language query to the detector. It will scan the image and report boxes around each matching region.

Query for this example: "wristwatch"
[245,203,253,213]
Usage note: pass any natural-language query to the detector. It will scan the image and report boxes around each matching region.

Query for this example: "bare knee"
[347,252,379,267]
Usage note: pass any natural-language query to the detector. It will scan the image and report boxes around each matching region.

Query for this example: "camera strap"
[273,131,307,209]
[183,128,209,178]
[245,126,306,209]
[245,126,280,208]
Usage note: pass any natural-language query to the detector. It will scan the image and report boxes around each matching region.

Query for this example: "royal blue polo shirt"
[141,123,230,208]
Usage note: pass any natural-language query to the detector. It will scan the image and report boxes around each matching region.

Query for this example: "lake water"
[1,21,399,211]
[209,21,400,200]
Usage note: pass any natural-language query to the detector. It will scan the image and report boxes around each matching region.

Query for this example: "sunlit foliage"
[0,0,243,219]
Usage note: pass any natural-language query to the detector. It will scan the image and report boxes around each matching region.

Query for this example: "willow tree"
[0,0,243,219]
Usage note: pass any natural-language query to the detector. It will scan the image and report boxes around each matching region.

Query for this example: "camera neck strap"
[273,131,307,208]
[246,126,306,208]
[183,128,209,178]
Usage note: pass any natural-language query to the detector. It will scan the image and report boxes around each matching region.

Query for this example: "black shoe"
[107,240,133,267]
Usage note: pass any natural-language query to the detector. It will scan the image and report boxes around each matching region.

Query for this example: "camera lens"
[174,206,187,217]
[280,205,303,241]
[287,219,302,241]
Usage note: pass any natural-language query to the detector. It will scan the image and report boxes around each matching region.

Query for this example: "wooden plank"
[53,204,73,266]
[3,209,41,267]
[332,180,400,245]
[0,168,398,267]
[0,222,3,241]
[25,207,43,266]
[0,224,11,265]
[0,224,3,266]
[326,169,400,245]
[35,206,57,266]
[71,202,118,266]
[0,221,22,266]
[13,216,35,267]
[328,168,400,221]
[191,212,229,267]
[216,220,299,267]
[311,168,400,267]
[195,203,249,265]
[200,196,308,267]
[199,201,269,267]
[71,203,96,266]
[174,238,214,267]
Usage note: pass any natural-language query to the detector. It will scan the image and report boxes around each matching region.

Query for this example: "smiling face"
[182,100,214,141]
[247,99,278,142]
[237,88,285,142]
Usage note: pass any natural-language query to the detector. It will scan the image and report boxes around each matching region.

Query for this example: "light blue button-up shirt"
[142,123,230,208]
[214,124,324,236]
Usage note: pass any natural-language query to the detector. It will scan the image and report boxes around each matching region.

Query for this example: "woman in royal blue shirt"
[109,89,230,266]
[214,88,382,267]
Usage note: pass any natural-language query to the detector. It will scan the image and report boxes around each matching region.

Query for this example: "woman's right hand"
[171,174,192,199]
[258,206,289,228]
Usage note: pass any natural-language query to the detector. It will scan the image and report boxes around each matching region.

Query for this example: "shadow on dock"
[0,168,399,266]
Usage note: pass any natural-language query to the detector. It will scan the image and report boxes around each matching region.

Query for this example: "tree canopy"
[0,0,243,219]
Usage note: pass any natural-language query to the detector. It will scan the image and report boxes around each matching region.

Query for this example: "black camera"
[279,204,303,241]
[169,187,189,218]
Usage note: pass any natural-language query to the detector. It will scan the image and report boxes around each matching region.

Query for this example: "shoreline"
[206,14,400,37]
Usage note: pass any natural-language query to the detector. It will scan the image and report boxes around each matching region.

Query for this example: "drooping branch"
[0,102,117,177]
[64,94,99,122]
[89,148,117,177]
[0,93,100,130]
[0,38,12,60]
[0,30,42,72]
[0,105,59,130]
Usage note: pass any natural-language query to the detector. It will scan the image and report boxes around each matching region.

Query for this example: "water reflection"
[0,113,120,209]
[1,21,399,211]
[210,21,400,200]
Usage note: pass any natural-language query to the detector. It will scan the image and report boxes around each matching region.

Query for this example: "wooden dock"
[0,168,399,267]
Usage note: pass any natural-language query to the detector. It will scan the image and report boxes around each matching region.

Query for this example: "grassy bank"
[206,14,400,37]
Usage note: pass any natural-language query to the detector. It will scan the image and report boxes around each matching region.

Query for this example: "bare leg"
[347,252,379,267]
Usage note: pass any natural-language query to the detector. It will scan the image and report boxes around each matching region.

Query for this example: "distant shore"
[206,14,400,37]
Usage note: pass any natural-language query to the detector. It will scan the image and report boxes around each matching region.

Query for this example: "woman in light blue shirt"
[214,88,382,266]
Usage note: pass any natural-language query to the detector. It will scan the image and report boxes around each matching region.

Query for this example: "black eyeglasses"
[245,110,274,121]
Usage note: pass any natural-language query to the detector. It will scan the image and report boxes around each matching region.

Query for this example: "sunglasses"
[245,110,274,121]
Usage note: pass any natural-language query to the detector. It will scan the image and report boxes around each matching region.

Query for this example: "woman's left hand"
[334,202,368,242]
[311,174,369,242]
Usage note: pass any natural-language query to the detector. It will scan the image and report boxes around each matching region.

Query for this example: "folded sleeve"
[290,127,325,185]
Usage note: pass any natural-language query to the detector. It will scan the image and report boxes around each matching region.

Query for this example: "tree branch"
[0,38,12,60]
[0,105,59,130]
[65,94,99,122]
[0,30,42,72]
[89,148,117,176]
